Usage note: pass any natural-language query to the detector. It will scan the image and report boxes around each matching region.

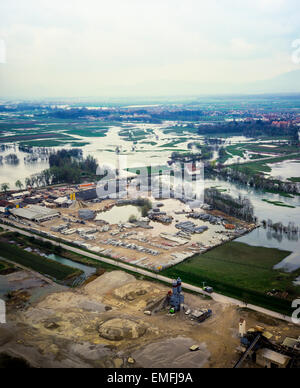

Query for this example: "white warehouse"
[10,205,60,223]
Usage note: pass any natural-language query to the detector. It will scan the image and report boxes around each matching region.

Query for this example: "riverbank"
[0,240,82,283]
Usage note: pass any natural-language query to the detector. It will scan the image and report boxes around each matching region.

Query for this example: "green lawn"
[162,242,300,315]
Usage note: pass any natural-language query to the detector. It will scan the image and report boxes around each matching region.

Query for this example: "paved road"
[2,223,298,325]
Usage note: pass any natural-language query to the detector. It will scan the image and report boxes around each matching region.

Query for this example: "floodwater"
[273,252,300,273]
[95,205,141,224]
[0,123,190,188]
[47,254,96,278]
[205,178,300,271]
[0,146,49,188]
[1,123,300,270]
[267,160,300,181]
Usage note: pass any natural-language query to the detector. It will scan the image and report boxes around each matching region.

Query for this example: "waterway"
[46,253,96,278]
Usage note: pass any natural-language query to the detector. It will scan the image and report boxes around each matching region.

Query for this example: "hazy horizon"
[1,0,300,98]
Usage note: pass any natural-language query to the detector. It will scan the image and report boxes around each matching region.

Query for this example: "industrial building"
[11,191,30,199]
[256,348,291,369]
[76,188,98,201]
[10,205,60,223]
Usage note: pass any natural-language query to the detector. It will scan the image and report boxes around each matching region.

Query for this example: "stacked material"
[78,209,95,220]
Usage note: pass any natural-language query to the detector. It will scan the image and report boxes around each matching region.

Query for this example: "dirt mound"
[0,327,13,346]
[98,318,146,341]
[113,281,152,301]
[84,271,136,297]
[132,337,209,368]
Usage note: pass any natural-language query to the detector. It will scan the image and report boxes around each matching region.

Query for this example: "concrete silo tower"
[169,278,184,312]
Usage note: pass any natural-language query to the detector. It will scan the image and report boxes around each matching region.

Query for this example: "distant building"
[76,188,98,201]
[11,191,30,199]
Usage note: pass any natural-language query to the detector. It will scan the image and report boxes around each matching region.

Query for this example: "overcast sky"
[0,0,299,98]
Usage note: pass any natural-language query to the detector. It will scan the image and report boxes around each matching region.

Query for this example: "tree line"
[205,188,256,223]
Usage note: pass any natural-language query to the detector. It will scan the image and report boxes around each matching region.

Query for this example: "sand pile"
[132,337,209,368]
[84,271,136,296]
[113,281,152,301]
[0,327,13,346]
[98,318,147,341]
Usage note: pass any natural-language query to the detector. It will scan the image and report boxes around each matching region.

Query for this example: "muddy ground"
[0,269,299,368]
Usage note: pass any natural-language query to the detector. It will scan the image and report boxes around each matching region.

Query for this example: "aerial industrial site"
[1,181,256,272]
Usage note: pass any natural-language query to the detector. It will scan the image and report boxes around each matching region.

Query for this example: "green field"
[288,177,300,183]
[159,138,189,148]
[262,199,296,208]
[162,242,300,315]
[0,241,82,281]
[0,259,12,273]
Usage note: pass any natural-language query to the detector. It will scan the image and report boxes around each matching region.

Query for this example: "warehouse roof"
[11,191,30,199]
[257,348,290,366]
[10,205,60,221]
[76,188,98,201]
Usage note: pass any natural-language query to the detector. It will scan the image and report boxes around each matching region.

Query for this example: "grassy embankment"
[0,231,143,278]
[0,241,82,282]
[162,241,300,316]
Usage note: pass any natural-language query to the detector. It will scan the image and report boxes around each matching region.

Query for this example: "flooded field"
[95,205,141,224]
[0,120,299,271]
[267,160,300,181]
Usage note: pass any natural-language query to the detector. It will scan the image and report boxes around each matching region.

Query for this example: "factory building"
[76,188,98,201]
[10,205,60,223]
[256,348,291,369]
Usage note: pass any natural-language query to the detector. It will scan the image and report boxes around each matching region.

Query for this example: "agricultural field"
[162,241,300,315]
[0,116,114,147]
[119,127,154,142]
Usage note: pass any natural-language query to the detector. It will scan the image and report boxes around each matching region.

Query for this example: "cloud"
[0,0,299,97]
[0,39,6,64]
[230,38,256,54]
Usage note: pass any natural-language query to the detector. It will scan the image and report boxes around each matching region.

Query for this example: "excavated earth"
[0,270,299,368]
